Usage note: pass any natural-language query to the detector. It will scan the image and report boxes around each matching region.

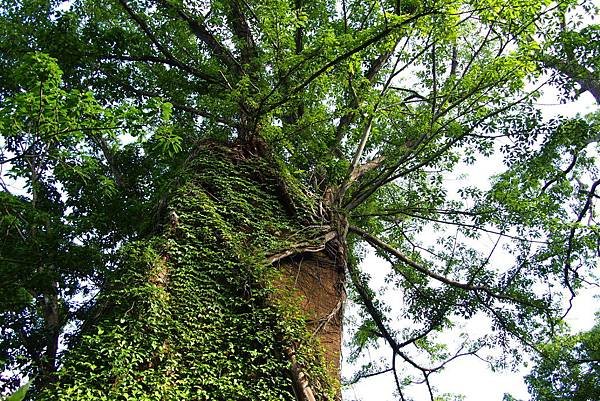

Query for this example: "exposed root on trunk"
[286,347,318,401]
[267,231,337,264]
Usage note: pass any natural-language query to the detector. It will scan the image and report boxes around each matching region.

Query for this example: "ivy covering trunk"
[39,143,342,401]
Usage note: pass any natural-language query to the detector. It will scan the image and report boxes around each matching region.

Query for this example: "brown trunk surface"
[277,246,345,378]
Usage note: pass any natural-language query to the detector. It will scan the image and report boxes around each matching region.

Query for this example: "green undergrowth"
[38,145,337,401]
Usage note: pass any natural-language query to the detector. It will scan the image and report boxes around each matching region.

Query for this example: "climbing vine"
[38,145,337,401]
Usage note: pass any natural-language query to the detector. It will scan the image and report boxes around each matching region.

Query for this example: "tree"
[0,0,598,400]
[524,317,600,401]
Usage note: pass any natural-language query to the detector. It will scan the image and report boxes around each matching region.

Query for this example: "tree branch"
[563,178,600,310]
[98,53,223,86]
[264,11,436,114]
[116,0,221,85]
[157,0,243,75]
[227,0,258,66]
[348,225,544,306]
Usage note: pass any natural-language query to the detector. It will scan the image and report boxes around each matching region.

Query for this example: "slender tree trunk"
[40,280,60,384]
[38,143,344,401]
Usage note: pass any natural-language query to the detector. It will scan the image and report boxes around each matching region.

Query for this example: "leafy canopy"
[522,317,600,401]
[0,0,599,399]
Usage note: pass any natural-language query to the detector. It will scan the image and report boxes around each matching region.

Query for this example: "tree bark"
[277,250,345,379]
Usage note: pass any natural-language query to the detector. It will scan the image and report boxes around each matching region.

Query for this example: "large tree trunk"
[276,250,345,378]
[38,143,344,401]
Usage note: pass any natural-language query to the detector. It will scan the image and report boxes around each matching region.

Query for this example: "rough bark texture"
[278,250,345,378]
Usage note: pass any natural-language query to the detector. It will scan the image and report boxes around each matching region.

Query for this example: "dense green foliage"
[35,145,335,400]
[0,0,599,399]
[525,318,600,401]
[0,52,177,390]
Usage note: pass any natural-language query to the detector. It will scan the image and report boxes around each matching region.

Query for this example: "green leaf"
[3,381,31,401]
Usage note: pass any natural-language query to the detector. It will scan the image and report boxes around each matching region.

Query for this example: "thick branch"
[266,231,337,264]
[348,225,539,305]
[228,0,258,65]
[541,54,600,104]
[157,0,243,75]
[116,0,221,84]
[563,178,600,302]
